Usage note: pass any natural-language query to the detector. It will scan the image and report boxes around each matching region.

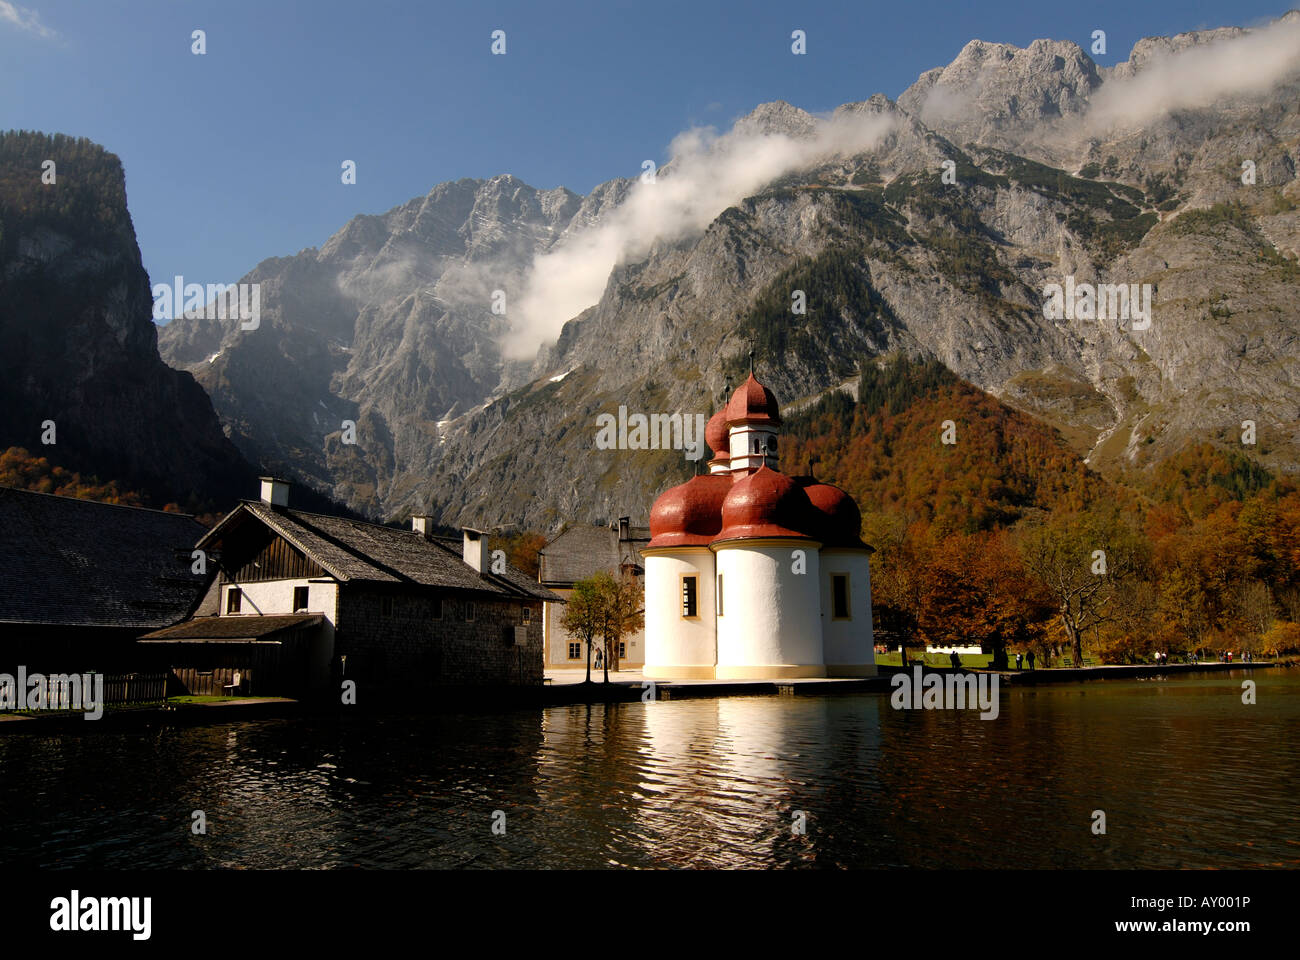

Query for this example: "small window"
[522,606,532,624]
[568,642,582,660]
[717,574,724,616]
[226,586,242,614]
[466,601,475,623]
[618,641,626,658]
[431,596,443,620]
[381,596,395,618]
[831,574,850,620]
[293,586,309,612]
[681,575,698,619]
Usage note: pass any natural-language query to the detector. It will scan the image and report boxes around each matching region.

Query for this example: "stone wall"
[334,586,543,690]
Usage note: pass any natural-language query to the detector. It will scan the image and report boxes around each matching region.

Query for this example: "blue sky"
[2,0,1292,315]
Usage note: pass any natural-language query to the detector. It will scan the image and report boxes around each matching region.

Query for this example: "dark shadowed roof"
[0,486,210,629]
[539,524,650,586]
[198,503,557,602]
[140,613,323,642]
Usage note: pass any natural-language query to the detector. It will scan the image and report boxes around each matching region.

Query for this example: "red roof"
[706,409,730,461]
[724,373,782,426]
[798,478,870,549]
[647,474,733,548]
[712,466,816,543]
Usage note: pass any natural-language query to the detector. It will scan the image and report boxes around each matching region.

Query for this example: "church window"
[681,575,698,618]
[831,574,851,619]
[716,574,724,616]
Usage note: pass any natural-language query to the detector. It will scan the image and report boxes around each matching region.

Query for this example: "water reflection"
[0,671,1296,869]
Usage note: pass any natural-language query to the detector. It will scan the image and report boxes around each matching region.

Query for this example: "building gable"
[222,524,330,583]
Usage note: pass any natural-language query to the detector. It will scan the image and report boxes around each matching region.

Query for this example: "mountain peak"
[734,101,819,138]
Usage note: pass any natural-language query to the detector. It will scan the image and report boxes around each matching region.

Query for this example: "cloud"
[1087,16,1300,130]
[0,2,57,39]
[504,108,896,360]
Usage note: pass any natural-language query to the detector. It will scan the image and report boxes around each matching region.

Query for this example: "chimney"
[259,477,290,508]
[618,516,630,541]
[462,528,485,573]
[411,516,434,539]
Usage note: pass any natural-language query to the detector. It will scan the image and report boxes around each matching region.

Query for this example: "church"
[642,372,876,680]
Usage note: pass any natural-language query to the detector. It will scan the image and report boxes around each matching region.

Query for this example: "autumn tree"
[1018,509,1146,663]
[919,530,1052,669]
[596,570,644,682]
[866,515,927,666]
[559,576,605,684]
[494,531,548,579]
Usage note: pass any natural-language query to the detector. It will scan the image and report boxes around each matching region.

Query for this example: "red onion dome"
[800,479,869,549]
[724,373,782,426]
[712,466,817,543]
[647,474,732,548]
[705,409,730,461]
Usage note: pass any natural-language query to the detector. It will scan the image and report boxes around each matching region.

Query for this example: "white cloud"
[0,1,57,39]
[505,108,896,359]
[1088,16,1300,130]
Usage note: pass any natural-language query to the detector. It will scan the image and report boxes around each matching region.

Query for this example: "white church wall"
[715,543,824,679]
[820,549,877,676]
[643,548,717,679]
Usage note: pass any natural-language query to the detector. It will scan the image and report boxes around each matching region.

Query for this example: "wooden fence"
[97,672,171,706]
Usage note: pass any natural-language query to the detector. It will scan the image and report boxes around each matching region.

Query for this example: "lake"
[2,669,1297,869]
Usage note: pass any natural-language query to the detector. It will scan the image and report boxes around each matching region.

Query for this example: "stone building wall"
[334,586,543,690]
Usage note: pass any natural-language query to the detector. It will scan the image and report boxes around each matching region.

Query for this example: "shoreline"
[0,661,1284,729]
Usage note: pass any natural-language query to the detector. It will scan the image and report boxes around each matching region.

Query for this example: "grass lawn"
[876,652,997,668]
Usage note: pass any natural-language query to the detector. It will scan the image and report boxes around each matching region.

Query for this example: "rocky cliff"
[0,132,255,508]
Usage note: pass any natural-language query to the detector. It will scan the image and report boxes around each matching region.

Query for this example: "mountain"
[158,174,630,513]
[158,13,1300,529]
[0,131,256,509]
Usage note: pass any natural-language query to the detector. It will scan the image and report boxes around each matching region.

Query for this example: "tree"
[866,516,927,667]
[1019,509,1146,663]
[1234,580,1275,657]
[595,570,644,683]
[918,530,1052,669]
[1261,621,1300,657]
[559,577,604,684]
[494,531,547,579]
[558,571,645,684]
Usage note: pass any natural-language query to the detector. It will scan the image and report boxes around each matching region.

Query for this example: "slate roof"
[0,486,210,629]
[539,524,650,586]
[140,613,323,642]
[198,502,558,602]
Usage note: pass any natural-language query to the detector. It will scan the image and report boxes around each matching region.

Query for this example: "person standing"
[1027,650,1035,671]
[1015,652,1023,670]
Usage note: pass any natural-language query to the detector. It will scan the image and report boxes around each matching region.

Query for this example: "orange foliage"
[0,447,147,506]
